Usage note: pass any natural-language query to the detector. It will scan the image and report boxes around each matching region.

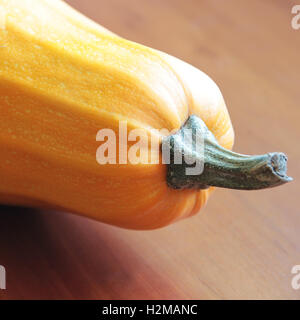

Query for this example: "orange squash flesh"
[0,0,234,229]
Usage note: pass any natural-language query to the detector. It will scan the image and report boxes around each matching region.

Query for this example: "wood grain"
[0,0,299,299]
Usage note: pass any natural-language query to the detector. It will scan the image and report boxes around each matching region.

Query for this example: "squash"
[0,0,291,229]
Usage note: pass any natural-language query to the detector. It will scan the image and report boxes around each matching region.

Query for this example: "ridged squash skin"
[0,0,234,229]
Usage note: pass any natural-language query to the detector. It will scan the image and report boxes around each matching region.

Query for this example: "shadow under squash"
[0,205,148,299]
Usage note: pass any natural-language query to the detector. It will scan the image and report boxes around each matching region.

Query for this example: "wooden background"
[0,0,299,299]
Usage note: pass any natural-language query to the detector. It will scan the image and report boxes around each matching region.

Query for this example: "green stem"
[162,115,292,190]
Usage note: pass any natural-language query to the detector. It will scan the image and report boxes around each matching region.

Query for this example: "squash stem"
[162,115,292,190]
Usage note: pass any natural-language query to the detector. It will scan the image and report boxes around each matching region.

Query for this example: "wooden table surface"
[1,0,299,300]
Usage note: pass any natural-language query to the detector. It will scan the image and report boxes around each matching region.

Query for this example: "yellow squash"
[0,0,290,229]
